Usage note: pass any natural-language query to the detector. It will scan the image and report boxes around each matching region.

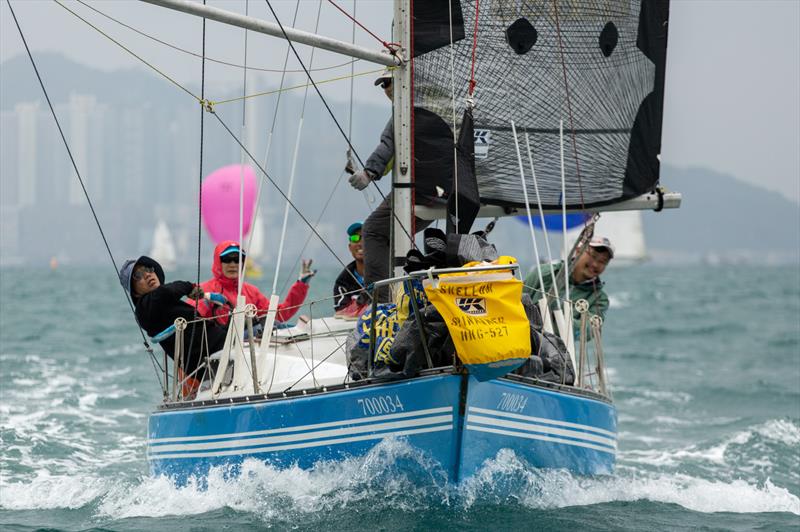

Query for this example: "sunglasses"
[132,266,155,281]
[220,254,243,264]
[349,233,362,244]
[380,80,392,89]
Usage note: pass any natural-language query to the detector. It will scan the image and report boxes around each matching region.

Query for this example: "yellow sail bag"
[424,263,531,381]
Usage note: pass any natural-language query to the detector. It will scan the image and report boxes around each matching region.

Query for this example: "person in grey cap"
[524,236,615,337]
[119,256,227,387]
[347,69,448,301]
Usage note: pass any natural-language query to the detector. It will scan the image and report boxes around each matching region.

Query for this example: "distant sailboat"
[244,212,265,279]
[150,220,177,271]
[593,211,648,265]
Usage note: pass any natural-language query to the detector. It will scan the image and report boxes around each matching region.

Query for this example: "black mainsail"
[412,0,670,211]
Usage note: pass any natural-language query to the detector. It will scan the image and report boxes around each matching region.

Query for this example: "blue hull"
[148,372,616,481]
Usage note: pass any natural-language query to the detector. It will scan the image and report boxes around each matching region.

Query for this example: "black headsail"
[412,0,671,211]
[411,1,480,234]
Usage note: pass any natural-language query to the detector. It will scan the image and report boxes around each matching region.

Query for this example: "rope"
[552,0,586,211]
[244,1,301,273]
[448,0,458,232]
[237,0,250,302]
[53,0,200,102]
[271,0,324,297]
[7,0,165,393]
[188,1,208,363]
[325,0,397,50]
[72,0,357,74]
[212,111,355,275]
[263,0,415,245]
[210,68,383,107]
[468,0,480,96]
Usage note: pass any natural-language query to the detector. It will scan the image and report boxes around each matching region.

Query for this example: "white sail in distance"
[150,219,177,270]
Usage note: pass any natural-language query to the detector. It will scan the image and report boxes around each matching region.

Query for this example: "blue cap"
[220,245,245,257]
[346,222,363,237]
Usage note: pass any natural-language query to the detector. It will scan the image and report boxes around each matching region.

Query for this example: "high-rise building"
[66,94,106,205]
[15,102,38,207]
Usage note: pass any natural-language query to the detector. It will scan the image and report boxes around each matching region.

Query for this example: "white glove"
[348,169,373,191]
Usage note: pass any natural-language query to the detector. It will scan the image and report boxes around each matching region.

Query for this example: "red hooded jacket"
[200,240,309,326]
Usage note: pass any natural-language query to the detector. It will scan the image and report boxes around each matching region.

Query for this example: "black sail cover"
[412,0,670,210]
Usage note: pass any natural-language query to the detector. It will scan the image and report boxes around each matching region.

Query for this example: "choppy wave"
[464,449,800,515]
[2,441,798,520]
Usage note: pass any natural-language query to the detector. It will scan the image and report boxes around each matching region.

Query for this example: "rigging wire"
[73,0,359,74]
[262,0,415,245]
[468,0,480,96]
[551,0,586,211]
[212,111,355,275]
[448,0,458,231]
[54,0,413,289]
[6,0,165,393]
[245,0,300,264]
[211,68,383,107]
[53,0,200,102]
[236,0,250,301]
[187,0,208,362]
[325,0,397,50]
[271,0,324,296]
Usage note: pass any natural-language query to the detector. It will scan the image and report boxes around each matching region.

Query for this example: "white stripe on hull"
[149,406,453,444]
[468,406,615,438]
[467,414,616,449]
[466,424,616,455]
[151,414,453,453]
[149,424,453,460]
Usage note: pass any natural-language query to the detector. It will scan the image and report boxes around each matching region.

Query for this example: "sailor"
[200,241,315,327]
[347,69,449,300]
[333,222,369,317]
[524,236,614,332]
[119,256,227,381]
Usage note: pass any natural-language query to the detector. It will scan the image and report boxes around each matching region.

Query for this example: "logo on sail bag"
[456,297,487,316]
[424,258,530,381]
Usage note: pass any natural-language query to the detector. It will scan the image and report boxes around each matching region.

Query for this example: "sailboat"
[135,0,677,482]
[593,211,648,265]
[149,219,177,271]
[244,212,265,279]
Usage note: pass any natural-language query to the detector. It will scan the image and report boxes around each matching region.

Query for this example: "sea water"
[1,264,798,530]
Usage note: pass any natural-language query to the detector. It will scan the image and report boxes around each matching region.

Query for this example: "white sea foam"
[0,472,109,510]
[96,439,444,520]
[3,441,798,519]
[464,449,800,515]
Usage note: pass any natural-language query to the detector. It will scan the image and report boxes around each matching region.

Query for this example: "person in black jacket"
[333,222,368,316]
[119,256,227,381]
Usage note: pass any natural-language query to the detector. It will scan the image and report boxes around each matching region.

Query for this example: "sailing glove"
[299,259,316,284]
[204,292,229,306]
[188,285,204,300]
[348,169,373,191]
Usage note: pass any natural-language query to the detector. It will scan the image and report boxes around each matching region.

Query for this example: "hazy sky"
[1,0,798,203]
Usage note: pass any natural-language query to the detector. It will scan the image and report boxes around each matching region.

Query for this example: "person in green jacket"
[524,236,614,335]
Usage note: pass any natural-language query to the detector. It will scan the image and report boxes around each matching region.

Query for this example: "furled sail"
[412,0,670,210]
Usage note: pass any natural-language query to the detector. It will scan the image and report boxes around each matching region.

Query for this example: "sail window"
[599,22,619,57]
[505,18,537,55]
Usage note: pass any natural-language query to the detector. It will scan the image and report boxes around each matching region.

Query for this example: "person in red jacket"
[200,240,314,326]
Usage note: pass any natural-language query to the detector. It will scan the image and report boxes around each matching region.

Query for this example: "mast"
[139,0,398,67]
[391,0,413,277]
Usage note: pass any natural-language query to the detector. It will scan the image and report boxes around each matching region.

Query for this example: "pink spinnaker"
[200,164,257,244]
